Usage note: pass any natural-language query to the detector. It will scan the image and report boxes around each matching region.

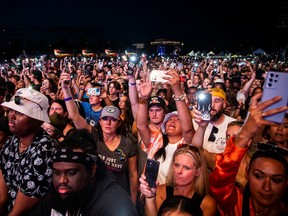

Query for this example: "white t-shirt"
[157,138,184,184]
[193,115,236,153]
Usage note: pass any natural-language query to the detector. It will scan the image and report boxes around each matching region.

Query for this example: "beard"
[51,182,95,215]
[210,109,223,122]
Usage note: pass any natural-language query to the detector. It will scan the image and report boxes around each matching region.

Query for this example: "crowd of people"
[0,53,287,216]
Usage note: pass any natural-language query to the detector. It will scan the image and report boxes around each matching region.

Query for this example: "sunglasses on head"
[208,126,219,142]
[177,143,199,153]
[257,142,288,157]
[115,148,127,161]
[14,96,43,110]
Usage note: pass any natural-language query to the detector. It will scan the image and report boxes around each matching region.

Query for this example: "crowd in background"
[0,52,287,216]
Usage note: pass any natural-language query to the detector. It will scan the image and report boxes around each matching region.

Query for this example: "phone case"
[196,92,212,121]
[261,71,288,124]
[149,70,171,83]
[145,159,160,188]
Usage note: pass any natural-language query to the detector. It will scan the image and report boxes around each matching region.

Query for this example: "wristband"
[146,194,156,199]
[64,97,73,102]
[128,82,136,86]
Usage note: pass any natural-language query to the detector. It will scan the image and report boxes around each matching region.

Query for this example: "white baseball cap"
[1,88,50,122]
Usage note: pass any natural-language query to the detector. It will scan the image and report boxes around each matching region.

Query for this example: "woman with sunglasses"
[209,93,288,216]
[139,144,217,216]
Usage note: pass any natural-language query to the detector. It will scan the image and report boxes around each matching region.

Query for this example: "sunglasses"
[14,96,43,110]
[115,148,127,161]
[177,143,199,153]
[208,126,219,142]
[257,142,288,157]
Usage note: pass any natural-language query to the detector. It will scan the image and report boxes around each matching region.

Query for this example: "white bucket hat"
[1,88,50,122]
[161,111,178,134]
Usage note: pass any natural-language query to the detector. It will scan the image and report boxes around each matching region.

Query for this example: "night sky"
[0,0,284,57]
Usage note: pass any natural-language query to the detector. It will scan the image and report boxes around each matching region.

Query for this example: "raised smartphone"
[150,70,171,83]
[196,91,212,121]
[261,71,288,124]
[145,159,160,188]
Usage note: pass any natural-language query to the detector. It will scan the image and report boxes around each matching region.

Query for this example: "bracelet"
[172,92,186,101]
[128,82,136,86]
[138,97,148,105]
[146,194,156,199]
[64,97,73,102]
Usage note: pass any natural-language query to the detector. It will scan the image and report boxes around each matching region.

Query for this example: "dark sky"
[0,0,284,55]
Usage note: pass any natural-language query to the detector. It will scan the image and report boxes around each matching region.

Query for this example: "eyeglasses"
[257,142,288,157]
[208,126,219,142]
[177,143,199,153]
[115,148,127,161]
[14,96,43,110]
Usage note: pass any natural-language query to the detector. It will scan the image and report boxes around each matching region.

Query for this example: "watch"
[172,93,186,101]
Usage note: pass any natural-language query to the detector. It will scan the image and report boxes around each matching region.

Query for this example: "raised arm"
[60,72,91,132]
[127,71,139,121]
[191,107,209,148]
[166,70,195,143]
[136,75,153,148]
[241,62,256,99]
[235,93,287,149]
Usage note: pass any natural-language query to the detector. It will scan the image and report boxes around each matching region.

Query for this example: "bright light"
[130,56,137,62]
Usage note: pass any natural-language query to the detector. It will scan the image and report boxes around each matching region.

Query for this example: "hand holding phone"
[145,159,160,188]
[150,70,171,83]
[196,91,212,121]
[261,71,288,123]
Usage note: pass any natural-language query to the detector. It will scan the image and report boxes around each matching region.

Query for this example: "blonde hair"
[165,145,209,196]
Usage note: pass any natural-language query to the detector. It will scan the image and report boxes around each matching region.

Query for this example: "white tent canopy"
[253,48,266,55]
[208,51,215,55]
[187,50,195,56]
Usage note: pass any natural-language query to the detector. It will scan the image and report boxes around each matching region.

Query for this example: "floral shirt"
[0,130,57,213]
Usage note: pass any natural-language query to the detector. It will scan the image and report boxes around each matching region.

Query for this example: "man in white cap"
[0,88,57,215]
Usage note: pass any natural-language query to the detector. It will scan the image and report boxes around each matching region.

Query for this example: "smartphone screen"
[145,159,160,188]
[261,71,288,124]
[196,91,212,121]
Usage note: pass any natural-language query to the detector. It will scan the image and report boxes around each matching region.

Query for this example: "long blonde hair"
[165,145,209,196]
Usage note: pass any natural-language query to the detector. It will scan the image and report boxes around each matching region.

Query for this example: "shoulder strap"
[191,192,205,206]
[165,186,174,199]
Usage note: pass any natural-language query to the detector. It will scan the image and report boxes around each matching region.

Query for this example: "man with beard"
[29,129,138,216]
[192,88,236,170]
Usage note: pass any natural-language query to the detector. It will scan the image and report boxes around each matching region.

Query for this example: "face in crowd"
[210,95,226,122]
[149,105,165,126]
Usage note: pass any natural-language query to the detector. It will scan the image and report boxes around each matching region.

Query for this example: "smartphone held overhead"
[149,70,171,83]
[196,91,212,121]
[261,71,288,124]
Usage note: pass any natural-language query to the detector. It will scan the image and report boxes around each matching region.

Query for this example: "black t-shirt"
[29,172,138,216]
